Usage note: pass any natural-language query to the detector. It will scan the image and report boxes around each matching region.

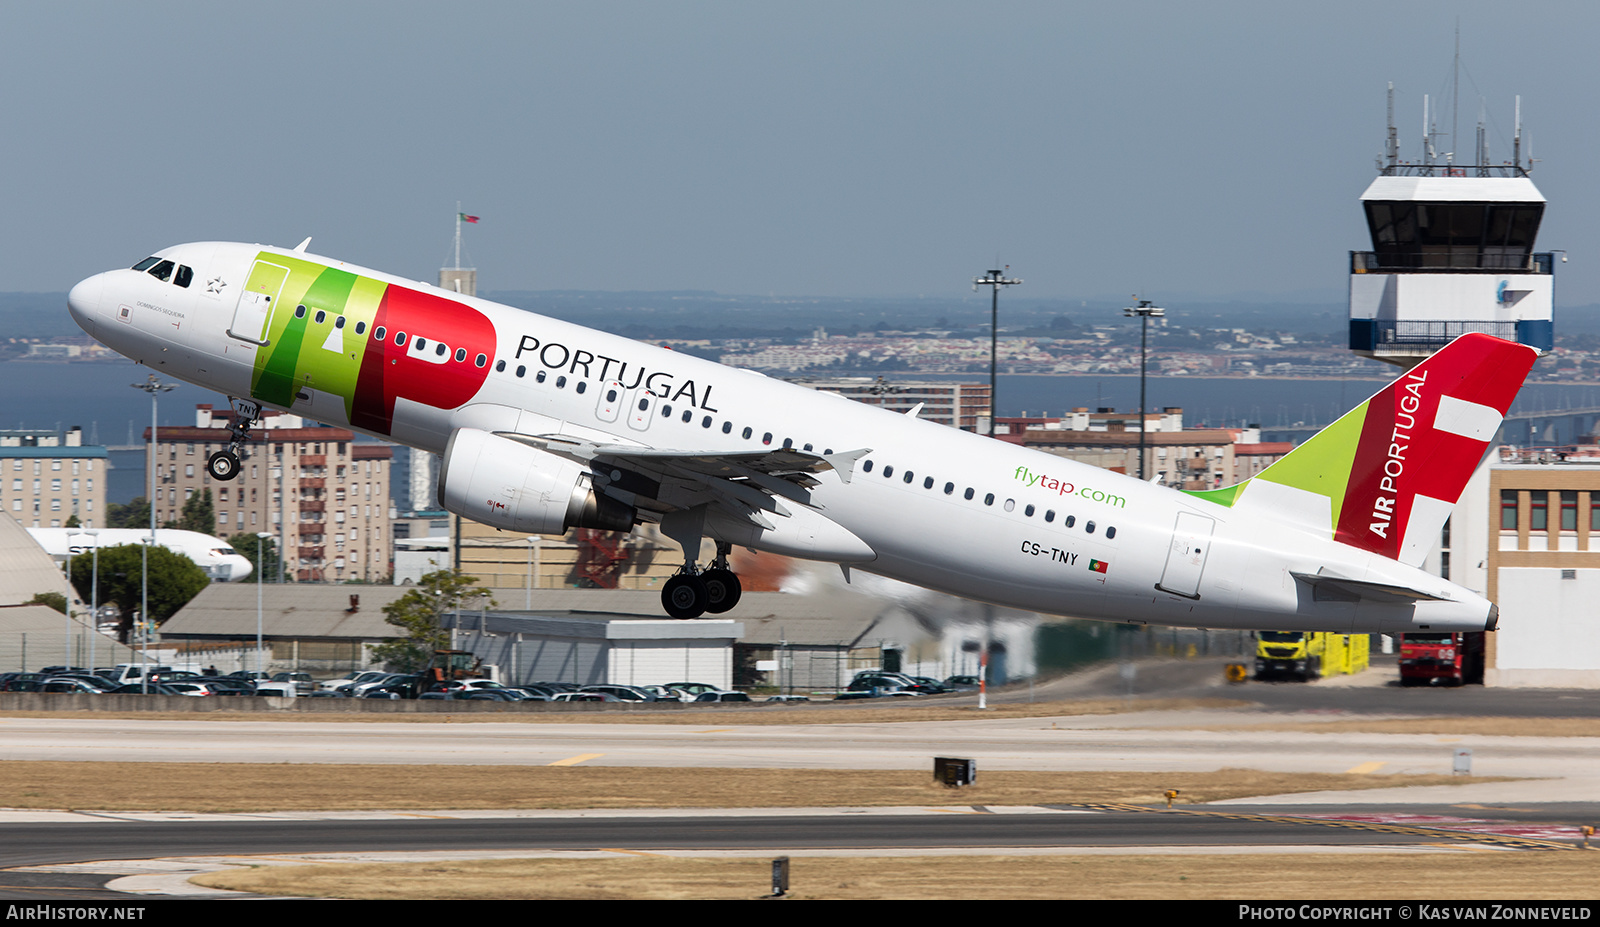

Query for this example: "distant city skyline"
[8,1,1600,302]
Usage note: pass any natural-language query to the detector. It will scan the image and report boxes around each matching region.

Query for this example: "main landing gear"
[660,542,743,620]
[204,398,261,482]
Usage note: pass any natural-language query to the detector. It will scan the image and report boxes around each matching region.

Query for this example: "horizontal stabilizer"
[1290,569,1448,603]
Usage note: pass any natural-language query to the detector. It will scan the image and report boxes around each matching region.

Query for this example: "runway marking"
[693,729,735,734]
[927,807,988,814]
[547,753,604,767]
[1345,761,1387,774]
[1065,803,1581,851]
[601,849,671,857]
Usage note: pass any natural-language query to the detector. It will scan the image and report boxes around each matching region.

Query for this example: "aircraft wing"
[495,432,870,523]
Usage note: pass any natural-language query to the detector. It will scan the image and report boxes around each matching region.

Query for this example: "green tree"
[105,497,150,529]
[368,570,493,672]
[68,543,209,643]
[63,514,80,528]
[178,488,215,534]
[226,532,284,584]
[24,591,66,615]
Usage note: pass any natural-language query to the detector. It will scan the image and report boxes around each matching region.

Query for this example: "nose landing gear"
[204,398,262,482]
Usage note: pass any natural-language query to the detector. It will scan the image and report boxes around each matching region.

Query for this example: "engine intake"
[438,428,634,535]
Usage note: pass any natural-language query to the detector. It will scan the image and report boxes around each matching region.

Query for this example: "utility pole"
[1123,299,1166,482]
[973,268,1022,437]
[131,374,176,691]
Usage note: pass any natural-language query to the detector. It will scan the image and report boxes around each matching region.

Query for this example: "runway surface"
[3,657,1597,899]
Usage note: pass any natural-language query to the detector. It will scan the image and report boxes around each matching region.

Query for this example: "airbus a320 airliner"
[67,241,1537,634]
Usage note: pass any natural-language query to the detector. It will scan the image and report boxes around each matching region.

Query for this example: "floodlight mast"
[131,374,177,693]
[1123,299,1166,482]
[973,268,1022,438]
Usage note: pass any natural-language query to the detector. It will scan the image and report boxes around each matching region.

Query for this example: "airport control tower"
[1348,87,1553,368]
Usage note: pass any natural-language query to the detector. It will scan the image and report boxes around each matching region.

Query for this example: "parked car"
[270,672,316,695]
[163,682,226,697]
[108,683,184,696]
[38,677,112,695]
[692,690,752,702]
[253,682,299,698]
[579,684,671,702]
[833,688,922,700]
[663,682,721,697]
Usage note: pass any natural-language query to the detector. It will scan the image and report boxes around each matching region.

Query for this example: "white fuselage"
[67,242,1494,633]
[28,527,253,582]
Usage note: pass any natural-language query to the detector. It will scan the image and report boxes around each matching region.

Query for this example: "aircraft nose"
[67,273,105,336]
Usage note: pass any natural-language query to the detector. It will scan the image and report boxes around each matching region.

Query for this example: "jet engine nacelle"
[438,428,634,535]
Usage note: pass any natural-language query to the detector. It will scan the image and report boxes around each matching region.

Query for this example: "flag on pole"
[459,213,480,224]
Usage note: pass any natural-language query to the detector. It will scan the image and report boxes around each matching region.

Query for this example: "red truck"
[1397,632,1485,686]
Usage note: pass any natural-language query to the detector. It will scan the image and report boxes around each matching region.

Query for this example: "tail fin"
[1188,333,1538,565]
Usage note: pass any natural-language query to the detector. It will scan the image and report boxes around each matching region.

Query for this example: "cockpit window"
[132,257,161,271]
[173,265,193,288]
[146,260,175,282]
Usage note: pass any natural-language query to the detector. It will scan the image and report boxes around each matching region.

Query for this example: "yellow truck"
[1253,631,1370,682]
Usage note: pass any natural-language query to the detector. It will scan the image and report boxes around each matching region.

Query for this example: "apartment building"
[0,427,108,528]
[795,378,991,432]
[149,406,394,582]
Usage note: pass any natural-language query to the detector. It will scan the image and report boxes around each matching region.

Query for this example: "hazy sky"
[7,1,1600,303]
